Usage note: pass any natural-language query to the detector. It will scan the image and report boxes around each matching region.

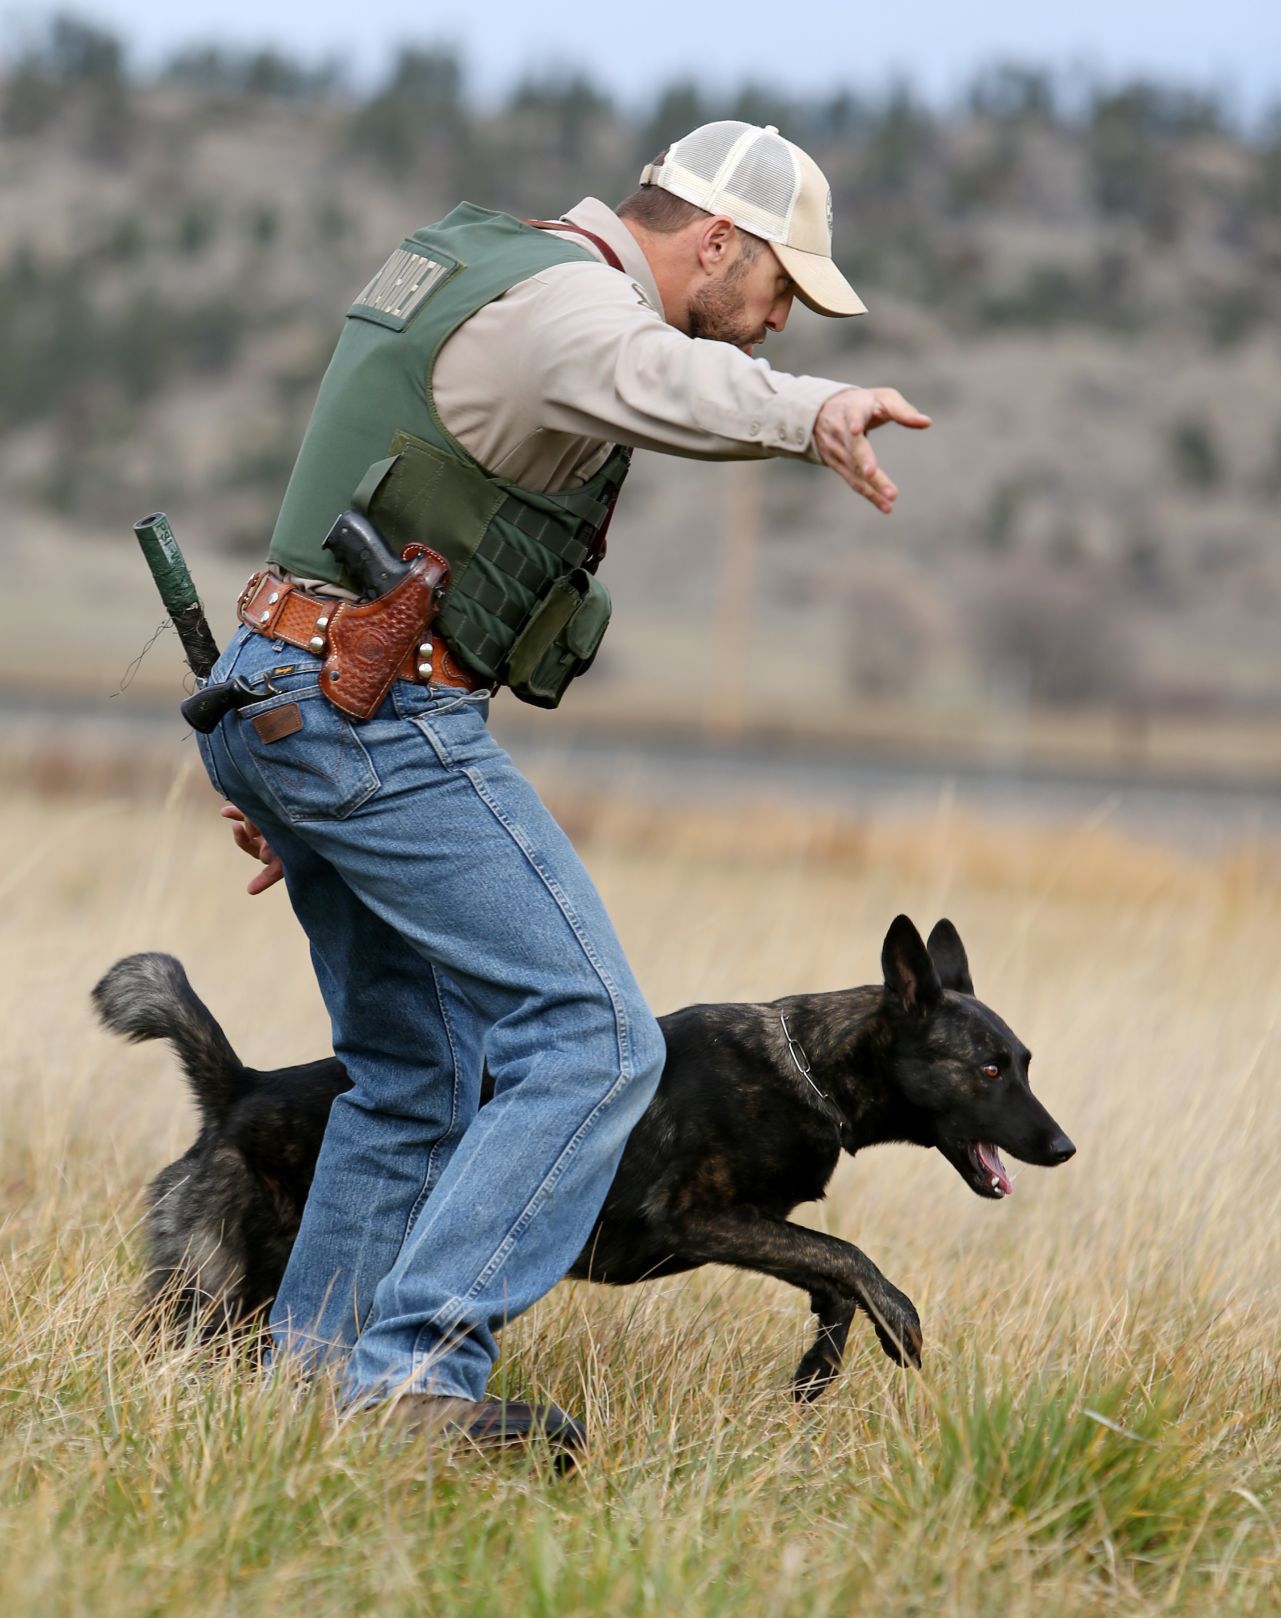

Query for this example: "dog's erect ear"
[882,915,943,1015]
[927,919,974,995]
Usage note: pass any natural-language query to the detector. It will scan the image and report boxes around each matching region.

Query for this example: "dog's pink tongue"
[976,1141,1013,1196]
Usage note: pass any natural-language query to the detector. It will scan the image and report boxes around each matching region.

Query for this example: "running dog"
[94,915,1075,1398]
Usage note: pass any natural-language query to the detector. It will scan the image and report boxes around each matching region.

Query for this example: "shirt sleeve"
[442,259,853,466]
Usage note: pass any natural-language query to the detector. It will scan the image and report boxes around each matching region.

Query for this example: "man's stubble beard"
[687,253,765,352]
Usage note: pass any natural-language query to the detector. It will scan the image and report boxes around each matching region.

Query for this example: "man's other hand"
[220,803,284,895]
[814,387,931,514]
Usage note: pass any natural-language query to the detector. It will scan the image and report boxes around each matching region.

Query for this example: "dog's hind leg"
[791,1290,857,1401]
[677,1209,923,1372]
[139,1145,264,1338]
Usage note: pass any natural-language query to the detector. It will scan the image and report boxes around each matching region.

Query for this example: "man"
[198,121,930,1458]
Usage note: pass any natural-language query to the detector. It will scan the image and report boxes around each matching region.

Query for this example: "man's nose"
[767,291,794,332]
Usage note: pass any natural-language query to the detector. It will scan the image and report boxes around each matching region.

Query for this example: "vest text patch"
[349,244,459,331]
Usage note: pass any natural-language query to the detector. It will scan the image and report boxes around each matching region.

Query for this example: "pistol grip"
[180,683,233,733]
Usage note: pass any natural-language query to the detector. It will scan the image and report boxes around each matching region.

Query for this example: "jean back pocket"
[232,684,380,822]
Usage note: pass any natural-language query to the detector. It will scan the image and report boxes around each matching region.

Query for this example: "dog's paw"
[868,1288,923,1370]
[791,1345,841,1402]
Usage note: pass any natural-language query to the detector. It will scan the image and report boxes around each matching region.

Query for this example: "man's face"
[687,235,795,356]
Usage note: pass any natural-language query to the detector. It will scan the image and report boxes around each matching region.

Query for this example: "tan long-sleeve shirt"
[286,198,853,598]
[431,197,852,491]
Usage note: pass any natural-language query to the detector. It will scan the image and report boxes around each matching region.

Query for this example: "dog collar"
[780,1012,846,1145]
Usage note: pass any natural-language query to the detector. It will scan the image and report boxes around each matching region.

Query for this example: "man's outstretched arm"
[438,263,929,513]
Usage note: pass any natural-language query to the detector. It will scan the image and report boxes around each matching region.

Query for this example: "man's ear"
[927,919,974,995]
[696,213,738,272]
[882,915,943,1015]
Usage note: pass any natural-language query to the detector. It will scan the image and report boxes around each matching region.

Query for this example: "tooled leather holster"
[239,548,451,720]
[321,550,449,718]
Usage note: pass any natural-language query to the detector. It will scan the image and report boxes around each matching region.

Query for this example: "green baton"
[132,512,221,681]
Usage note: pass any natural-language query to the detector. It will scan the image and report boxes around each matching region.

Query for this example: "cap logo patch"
[825,188,834,240]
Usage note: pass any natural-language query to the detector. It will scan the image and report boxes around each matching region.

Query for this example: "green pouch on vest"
[505,568,612,709]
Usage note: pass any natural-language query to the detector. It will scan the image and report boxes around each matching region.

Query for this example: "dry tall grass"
[2,762,1279,1616]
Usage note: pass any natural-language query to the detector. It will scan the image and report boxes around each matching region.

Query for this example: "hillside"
[3,22,1280,736]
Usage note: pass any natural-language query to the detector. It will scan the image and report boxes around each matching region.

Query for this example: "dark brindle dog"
[94,916,1074,1397]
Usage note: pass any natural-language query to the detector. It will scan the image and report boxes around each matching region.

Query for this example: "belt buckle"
[237,570,265,616]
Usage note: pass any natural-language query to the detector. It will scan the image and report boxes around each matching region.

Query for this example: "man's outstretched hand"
[813,387,931,514]
[220,803,284,895]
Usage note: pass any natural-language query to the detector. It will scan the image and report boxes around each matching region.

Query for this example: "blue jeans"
[196,624,666,1405]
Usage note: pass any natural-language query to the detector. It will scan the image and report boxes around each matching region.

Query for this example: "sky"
[4,0,1279,122]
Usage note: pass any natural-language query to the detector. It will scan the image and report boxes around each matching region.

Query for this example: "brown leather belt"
[237,570,482,692]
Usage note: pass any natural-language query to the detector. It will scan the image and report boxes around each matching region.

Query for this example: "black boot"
[385,1394,588,1469]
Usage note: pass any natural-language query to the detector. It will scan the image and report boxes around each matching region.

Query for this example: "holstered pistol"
[320,549,449,720]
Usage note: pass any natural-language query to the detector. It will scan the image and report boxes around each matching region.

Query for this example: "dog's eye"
[980,1063,1000,1079]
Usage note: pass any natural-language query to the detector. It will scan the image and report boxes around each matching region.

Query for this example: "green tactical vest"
[267,203,631,707]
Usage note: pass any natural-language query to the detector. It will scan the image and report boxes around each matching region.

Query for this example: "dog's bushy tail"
[93,952,247,1125]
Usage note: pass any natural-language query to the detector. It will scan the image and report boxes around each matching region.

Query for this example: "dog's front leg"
[791,1290,857,1402]
[679,1209,922,1374]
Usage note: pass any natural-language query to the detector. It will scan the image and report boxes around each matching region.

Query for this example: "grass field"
[2,759,1280,1616]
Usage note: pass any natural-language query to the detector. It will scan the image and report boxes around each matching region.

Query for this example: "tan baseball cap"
[639,121,866,317]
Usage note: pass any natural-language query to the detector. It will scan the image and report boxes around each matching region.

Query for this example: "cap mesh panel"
[723,137,797,221]
[672,121,751,181]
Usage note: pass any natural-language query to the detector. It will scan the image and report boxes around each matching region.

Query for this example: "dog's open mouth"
[939,1137,1013,1198]
[968,1140,1012,1198]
